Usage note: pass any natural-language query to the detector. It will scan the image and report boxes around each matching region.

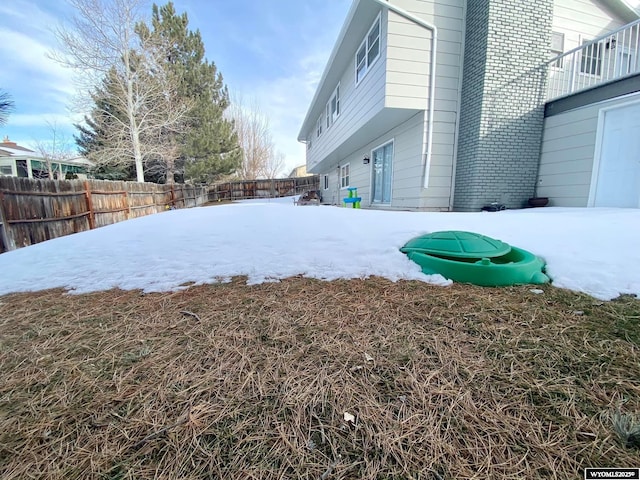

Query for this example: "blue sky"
[0,0,352,175]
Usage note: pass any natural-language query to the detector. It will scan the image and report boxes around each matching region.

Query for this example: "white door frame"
[587,97,640,207]
[369,138,395,206]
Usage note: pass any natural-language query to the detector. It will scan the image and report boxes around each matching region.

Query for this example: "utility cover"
[400,231,511,259]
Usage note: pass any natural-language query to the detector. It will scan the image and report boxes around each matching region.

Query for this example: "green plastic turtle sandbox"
[400,231,550,287]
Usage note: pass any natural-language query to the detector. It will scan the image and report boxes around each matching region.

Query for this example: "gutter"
[370,0,437,189]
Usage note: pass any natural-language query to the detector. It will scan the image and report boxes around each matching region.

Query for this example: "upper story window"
[550,32,564,68]
[330,85,340,122]
[356,14,381,85]
[580,40,602,76]
[306,138,312,151]
[316,116,323,138]
[325,84,340,129]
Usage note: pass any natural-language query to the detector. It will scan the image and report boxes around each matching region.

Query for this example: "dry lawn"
[0,277,639,479]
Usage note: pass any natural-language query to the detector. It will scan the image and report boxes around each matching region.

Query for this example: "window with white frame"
[550,32,564,68]
[323,174,329,190]
[340,163,350,189]
[0,165,12,175]
[580,40,602,75]
[326,103,330,129]
[331,85,340,122]
[356,15,381,84]
[306,138,312,151]
[325,84,340,129]
[316,116,323,138]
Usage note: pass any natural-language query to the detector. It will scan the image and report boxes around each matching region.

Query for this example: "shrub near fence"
[0,177,208,253]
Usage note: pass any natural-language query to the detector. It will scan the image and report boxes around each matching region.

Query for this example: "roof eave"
[603,0,640,22]
[297,0,363,141]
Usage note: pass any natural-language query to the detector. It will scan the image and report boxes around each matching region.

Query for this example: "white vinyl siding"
[537,92,640,207]
[551,31,565,67]
[318,169,340,205]
[303,0,465,210]
[546,0,634,99]
[384,1,464,210]
[306,10,389,171]
[551,0,630,53]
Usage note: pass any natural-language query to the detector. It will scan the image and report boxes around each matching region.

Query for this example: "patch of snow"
[0,200,638,301]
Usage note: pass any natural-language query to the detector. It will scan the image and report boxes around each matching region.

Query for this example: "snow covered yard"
[0,198,638,300]
[1,200,639,479]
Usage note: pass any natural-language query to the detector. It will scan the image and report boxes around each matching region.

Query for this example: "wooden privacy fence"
[0,177,208,253]
[208,175,319,202]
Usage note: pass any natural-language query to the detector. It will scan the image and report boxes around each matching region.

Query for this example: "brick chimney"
[454,0,553,211]
[1,136,18,148]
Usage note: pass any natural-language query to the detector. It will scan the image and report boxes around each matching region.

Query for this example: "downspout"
[370,0,437,189]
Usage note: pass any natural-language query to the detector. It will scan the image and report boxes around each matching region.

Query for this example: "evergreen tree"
[0,89,14,126]
[74,68,136,181]
[138,2,242,183]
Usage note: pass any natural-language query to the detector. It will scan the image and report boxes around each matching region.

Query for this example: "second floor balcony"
[546,18,640,102]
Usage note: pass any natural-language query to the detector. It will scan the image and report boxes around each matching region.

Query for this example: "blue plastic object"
[343,187,361,208]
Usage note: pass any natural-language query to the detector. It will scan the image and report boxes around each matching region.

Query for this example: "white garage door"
[592,102,640,208]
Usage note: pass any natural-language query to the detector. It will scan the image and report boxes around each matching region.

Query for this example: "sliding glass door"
[371,141,393,204]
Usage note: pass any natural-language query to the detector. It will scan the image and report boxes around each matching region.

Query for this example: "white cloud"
[0,28,75,99]
[8,113,81,128]
[0,0,55,29]
[247,49,335,176]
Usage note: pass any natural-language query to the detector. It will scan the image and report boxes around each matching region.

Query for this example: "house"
[288,164,309,178]
[0,137,92,180]
[298,0,640,210]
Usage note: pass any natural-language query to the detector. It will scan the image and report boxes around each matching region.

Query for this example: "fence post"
[123,190,131,218]
[0,191,16,251]
[84,181,95,229]
[170,184,176,209]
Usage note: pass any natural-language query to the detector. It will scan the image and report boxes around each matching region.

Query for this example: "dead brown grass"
[0,278,639,479]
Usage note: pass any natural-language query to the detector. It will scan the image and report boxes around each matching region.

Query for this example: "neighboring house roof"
[64,156,94,167]
[0,146,44,158]
[0,138,92,167]
[0,136,33,153]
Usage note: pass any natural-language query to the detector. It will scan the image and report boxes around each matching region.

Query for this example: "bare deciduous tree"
[52,0,190,183]
[261,150,285,180]
[228,95,285,180]
[32,120,76,179]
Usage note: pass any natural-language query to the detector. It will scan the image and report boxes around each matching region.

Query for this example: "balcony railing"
[546,18,640,102]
